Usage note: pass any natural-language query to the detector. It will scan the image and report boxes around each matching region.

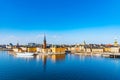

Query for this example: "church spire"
[44,34,46,42]
[43,34,47,49]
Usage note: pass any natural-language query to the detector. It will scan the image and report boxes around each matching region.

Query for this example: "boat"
[16,52,34,56]
[93,53,101,57]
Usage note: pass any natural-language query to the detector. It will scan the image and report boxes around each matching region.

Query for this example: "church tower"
[114,39,118,47]
[43,34,47,49]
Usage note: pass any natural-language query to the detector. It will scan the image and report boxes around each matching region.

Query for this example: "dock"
[102,53,120,58]
[0,48,12,51]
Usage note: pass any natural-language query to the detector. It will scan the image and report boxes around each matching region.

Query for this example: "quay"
[74,52,120,58]
[0,48,12,51]
[102,53,120,58]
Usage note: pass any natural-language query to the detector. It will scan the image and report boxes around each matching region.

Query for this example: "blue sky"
[0,0,120,44]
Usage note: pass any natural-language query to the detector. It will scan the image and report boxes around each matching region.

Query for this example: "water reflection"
[51,54,65,62]
[35,54,66,71]
[35,54,65,61]
[41,55,47,72]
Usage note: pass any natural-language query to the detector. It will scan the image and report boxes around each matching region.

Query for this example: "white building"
[111,47,120,53]
[36,47,42,53]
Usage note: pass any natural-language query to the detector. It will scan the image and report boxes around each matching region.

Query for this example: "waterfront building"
[104,47,111,52]
[69,46,76,53]
[75,46,80,53]
[12,48,23,52]
[92,48,104,53]
[79,45,85,52]
[69,43,91,53]
[51,45,66,53]
[20,47,27,52]
[41,48,51,53]
[69,44,85,53]
[27,47,37,52]
[111,47,120,53]
[36,47,42,53]
[13,46,37,52]
[85,48,91,53]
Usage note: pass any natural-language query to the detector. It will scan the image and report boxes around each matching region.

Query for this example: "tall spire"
[43,34,47,49]
[44,33,46,42]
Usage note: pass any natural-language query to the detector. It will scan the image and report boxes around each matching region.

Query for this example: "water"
[0,51,120,80]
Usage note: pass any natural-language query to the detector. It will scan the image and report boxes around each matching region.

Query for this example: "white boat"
[16,52,34,56]
[93,53,101,57]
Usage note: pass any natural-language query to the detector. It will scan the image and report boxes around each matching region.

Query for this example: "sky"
[0,0,120,44]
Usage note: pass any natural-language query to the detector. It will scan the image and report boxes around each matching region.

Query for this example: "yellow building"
[104,47,111,52]
[27,47,37,52]
[13,47,37,53]
[51,47,66,53]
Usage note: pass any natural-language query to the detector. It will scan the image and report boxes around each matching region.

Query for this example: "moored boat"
[16,52,34,56]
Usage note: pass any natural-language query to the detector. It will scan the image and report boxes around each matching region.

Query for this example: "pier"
[102,53,120,58]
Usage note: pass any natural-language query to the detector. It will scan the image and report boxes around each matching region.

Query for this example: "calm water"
[0,51,120,80]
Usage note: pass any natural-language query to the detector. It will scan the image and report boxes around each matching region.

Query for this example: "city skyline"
[0,0,120,44]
